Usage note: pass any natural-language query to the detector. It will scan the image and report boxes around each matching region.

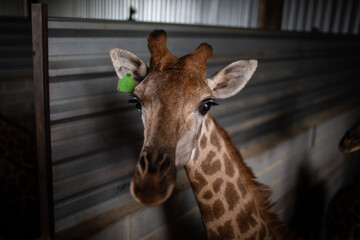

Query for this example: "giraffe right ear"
[110,48,148,84]
[207,60,257,99]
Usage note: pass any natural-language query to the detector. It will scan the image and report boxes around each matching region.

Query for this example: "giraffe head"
[110,30,257,206]
[339,119,360,153]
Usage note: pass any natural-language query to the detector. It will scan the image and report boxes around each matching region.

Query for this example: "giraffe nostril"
[160,158,171,172]
[139,155,146,171]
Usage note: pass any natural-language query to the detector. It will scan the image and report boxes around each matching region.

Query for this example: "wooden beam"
[31,3,54,240]
[258,0,284,30]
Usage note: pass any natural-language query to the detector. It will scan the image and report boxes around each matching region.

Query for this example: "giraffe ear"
[110,48,148,84]
[206,60,258,99]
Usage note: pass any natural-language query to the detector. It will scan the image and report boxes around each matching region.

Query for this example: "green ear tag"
[117,73,136,93]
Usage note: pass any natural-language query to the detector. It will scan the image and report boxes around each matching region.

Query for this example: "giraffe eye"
[199,99,218,115]
[129,97,142,112]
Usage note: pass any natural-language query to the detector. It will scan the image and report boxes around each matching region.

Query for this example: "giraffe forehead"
[137,70,212,106]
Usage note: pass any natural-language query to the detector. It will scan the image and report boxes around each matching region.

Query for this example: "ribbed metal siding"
[0,19,34,130]
[40,0,259,28]
[282,0,360,34]
[2,0,360,35]
[46,19,360,233]
[0,0,24,17]
[40,0,360,34]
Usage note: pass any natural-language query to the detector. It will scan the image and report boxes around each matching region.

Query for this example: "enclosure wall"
[39,19,360,239]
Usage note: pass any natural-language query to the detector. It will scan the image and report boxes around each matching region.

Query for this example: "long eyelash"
[129,95,141,103]
[130,93,141,100]
[129,98,138,104]
[194,98,219,113]
[202,98,219,106]
[209,100,219,106]
[129,96,142,112]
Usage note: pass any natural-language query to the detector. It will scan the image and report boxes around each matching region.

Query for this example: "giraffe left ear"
[110,48,148,84]
[206,60,258,99]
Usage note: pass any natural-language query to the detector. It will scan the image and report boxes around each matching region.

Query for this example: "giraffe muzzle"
[130,148,177,206]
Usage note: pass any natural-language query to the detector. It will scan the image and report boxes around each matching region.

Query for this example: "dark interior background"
[0,0,359,239]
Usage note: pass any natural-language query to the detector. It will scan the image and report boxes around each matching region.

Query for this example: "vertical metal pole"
[31,3,54,240]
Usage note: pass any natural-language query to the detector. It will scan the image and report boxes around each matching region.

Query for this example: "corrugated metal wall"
[84,108,360,240]
[45,18,360,239]
[41,0,259,28]
[40,0,360,34]
[2,0,359,34]
[0,19,34,131]
[0,0,24,17]
[248,109,360,239]
[282,0,360,34]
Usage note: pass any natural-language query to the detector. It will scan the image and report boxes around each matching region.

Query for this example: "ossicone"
[148,29,168,56]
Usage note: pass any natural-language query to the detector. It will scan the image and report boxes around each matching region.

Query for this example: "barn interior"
[0,0,359,239]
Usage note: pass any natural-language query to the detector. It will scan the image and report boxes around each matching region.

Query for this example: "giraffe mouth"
[130,152,177,206]
[130,178,176,206]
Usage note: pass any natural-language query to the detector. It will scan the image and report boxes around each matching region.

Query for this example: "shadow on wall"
[287,148,360,240]
[342,151,360,185]
[161,185,207,240]
[0,19,35,133]
[0,116,40,240]
[326,183,360,240]
[324,118,360,240]
[325,150,360,240]
[80,72,144,162]
[288,162,327,240]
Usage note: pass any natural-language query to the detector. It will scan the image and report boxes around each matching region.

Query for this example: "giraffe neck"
[184,114,294,240]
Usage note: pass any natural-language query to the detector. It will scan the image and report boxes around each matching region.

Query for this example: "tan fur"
[339,119,360,153]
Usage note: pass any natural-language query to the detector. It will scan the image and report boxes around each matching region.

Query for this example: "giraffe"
[110,30,298,239]
[339,119,360,153]
[325,118,360,240]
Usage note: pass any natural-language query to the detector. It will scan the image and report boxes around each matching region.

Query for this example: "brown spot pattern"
[236,202,258,233]
[199,200,214,223]
[217,220,235,239]
[200,135,207,149]
[191,170,208,194]
[208,230,218,240]
[201,151,221,175]
[248,200,259,217]
[265,224,274,239]
[224,153,234,177]
[258,223,266,239]
[237,177,248,197]
[208,220,235,240]
[203,190,213,200]
[212,200,225,219]
[193,147,199,163]
[245,231,257,240]
[210,130,221,151]
[225,182,240,211]
[205,117,211,130]
[212,178,224,193]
